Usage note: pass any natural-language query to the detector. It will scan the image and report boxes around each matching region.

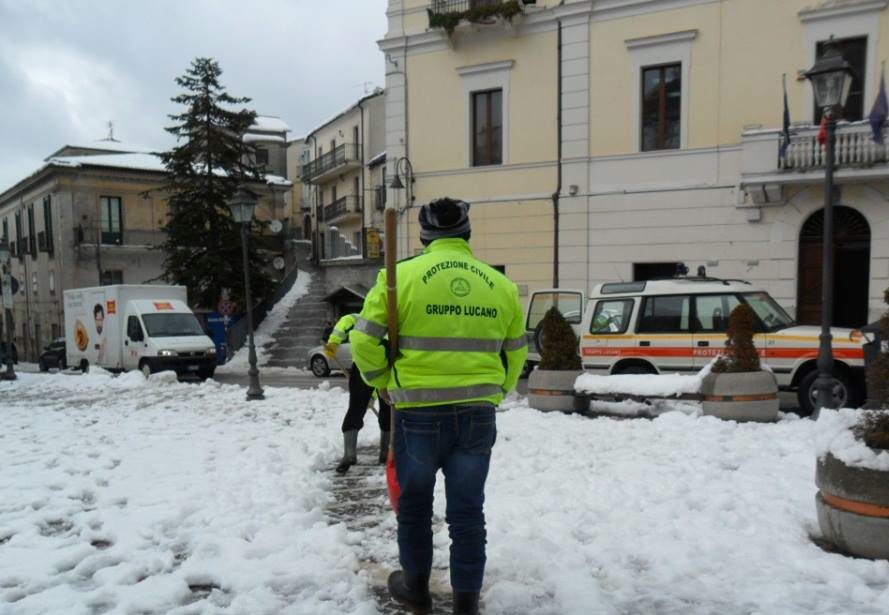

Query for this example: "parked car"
[0,341,17,364]
[307,343,353,377]
[526,277,866,415]
[38,338,67,371]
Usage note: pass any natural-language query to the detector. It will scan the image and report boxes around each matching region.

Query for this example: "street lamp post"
[805,40,854,414]
[0,239,17,381]
[389,156,414,256]
[227,186,264,401]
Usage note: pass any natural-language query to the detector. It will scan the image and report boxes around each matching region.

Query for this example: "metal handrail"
[301,143,359,180]
[323,196,362,222]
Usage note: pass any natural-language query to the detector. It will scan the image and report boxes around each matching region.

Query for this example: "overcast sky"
[0,0,388,191]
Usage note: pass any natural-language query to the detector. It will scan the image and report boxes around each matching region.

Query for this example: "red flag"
[817,114,828,145]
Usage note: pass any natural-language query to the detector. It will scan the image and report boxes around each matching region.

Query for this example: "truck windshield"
[142,313,206,338]
[741,292,794,331]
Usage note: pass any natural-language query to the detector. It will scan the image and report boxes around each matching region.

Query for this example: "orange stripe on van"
[581,346,864,360]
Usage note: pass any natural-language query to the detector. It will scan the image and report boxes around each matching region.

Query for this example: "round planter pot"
[528,369,586,413]
[815,452,889,560]
[701,370,779,422]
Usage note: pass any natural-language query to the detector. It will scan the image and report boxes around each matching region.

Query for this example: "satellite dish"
[269,219,283,233]
[272,256,286,270]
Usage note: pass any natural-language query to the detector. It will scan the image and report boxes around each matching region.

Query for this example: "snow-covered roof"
[243,133,287,145]
[250,115,290,133]
[45,141,154,161]
[367,150,386,167]
[47,153,167,173]
[304,89,385,140]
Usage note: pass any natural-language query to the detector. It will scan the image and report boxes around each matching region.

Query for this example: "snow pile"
[1,373,888,613]
[814,408,889,471]
[218,270,312,372]
[575,359,716,398]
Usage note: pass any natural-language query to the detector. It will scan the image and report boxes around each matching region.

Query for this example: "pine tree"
[159,57,274,309]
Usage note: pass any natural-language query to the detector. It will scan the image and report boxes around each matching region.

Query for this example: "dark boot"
[387,570,431,614]
[335,430,358,474]
[379,430,390,464]
[452,591,479,614]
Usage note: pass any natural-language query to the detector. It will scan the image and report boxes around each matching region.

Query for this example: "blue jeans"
[394,403,497,593]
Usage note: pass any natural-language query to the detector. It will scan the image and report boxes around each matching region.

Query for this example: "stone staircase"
[264,271,330,369]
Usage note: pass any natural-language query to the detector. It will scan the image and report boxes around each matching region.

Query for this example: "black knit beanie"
[418,198,471,245]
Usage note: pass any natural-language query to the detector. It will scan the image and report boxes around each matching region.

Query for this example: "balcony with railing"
[427,0,534,35]
[322,195,362,224]
[301,143,361,183]
[740,120,889,201]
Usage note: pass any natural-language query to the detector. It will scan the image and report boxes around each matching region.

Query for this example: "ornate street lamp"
[805,39,854,414]
[227,186,264,401]
[389,157,415,255]
[0,239,16,381]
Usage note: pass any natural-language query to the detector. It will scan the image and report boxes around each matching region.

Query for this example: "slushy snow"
[1,372,888,614]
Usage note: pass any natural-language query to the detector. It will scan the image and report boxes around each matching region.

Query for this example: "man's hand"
[323,343,338,359]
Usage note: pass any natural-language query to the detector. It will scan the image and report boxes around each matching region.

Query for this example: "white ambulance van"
[525,278,866,415]
[64,285,217,379]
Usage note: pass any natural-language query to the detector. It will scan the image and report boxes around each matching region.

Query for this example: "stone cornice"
[799,0,888,22]
[625,28,698,49]
[456,59,515,76]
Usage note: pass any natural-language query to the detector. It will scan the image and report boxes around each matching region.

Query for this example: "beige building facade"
[301,90,388,263]
[0,143,291,361]
[380,0,889,328]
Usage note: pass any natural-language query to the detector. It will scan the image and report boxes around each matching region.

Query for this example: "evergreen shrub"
[853,411,889,451]
[428,0,522,35]
[538,307,582,371]
[866,288,889,406]
[713,303,762,373]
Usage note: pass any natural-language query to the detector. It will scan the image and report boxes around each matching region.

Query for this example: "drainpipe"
[307,134,320,266]
[357,97,367,258]
[552,19,563,288]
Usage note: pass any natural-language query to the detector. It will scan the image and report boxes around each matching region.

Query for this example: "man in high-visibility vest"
[325,313,392,474]
[351,198,528,615]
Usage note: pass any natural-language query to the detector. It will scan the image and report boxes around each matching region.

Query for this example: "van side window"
[638,295,691,333]
[127,316,144,341]
[695,294,741,332]
[590,299,634,334]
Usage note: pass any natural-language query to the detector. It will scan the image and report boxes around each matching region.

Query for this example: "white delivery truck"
[64,285,217,379]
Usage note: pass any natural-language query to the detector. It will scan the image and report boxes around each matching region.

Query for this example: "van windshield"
[741,292,794,331]
[142,313,205,338]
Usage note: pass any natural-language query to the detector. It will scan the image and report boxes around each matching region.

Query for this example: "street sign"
[217,299,235,317]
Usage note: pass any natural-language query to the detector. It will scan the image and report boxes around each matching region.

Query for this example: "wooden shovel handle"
[384,208,399,446]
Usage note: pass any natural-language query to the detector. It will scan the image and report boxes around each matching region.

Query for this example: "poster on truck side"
[64,288,121,369]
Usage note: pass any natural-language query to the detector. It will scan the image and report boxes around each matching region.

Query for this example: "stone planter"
[815,452,889,560]
[701,370,779,422]
[528,369,586,413]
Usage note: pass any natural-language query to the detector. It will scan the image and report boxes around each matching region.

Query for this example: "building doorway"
[797,205,870,328]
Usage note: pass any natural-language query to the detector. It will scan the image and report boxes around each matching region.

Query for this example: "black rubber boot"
[335,430,358,474]
[379,430,391,464]
[387,570,432,614]
[453,591,480,614]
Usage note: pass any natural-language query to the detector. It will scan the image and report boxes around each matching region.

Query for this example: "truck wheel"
[39,359,48,372]
[140,361,153,379]
[798,369,856,416]
[614,363,657,375]
[79,359,89,373]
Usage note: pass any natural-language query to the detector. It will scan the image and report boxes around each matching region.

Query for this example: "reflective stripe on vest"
[399,336,503,353]
[363,367,389,381]
[332,328,347,339]
[389,384,503,404]
[503,336,528,351]
[355,317,387,339]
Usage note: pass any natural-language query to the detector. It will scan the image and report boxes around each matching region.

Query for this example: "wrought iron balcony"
[301,143,361,183]
[429,0,532,15]
[322,196,362,224]
[780,121,889,171]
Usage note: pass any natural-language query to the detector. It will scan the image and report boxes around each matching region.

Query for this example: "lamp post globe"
[226,186,264,401]
[804,39,853,416]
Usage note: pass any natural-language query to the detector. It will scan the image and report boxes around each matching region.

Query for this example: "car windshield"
[141,313,206,338]
[741,292,794,331]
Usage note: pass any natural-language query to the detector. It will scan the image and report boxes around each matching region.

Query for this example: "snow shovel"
[384,207,401,514]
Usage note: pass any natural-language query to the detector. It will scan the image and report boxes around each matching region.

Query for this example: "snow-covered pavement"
[2,372,888,614]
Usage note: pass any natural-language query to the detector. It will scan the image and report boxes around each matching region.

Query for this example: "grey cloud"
[0,0,387,190]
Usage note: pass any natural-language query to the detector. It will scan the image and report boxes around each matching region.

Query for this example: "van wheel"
[140,361,153,379]
[798,369,857,416]
[79,359,89,373]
